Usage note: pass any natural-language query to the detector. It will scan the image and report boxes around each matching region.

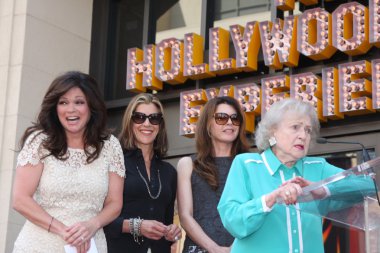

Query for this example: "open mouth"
[67,116,79,122]
[140,129,153,134]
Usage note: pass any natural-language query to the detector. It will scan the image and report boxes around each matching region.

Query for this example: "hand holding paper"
[64,238,98,253]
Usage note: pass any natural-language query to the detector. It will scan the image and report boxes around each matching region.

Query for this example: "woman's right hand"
[64,220,98,248]
[48,218,70,242]
[140,220,168,240]
[277,182,303,205]
[58,223,90,253]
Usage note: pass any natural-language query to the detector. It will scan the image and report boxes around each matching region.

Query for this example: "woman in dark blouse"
[177,97,249,253]
[104,93,181,253]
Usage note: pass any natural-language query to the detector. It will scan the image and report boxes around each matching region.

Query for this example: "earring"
[269,136,277,147]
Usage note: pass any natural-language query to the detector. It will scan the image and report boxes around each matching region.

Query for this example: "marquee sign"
[125,1,380,137]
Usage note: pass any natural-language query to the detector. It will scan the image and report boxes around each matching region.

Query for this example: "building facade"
[0,0,94,252]
[1,0,380,252]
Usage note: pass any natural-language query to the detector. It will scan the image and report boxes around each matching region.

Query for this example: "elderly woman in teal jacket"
[217,98,366,253]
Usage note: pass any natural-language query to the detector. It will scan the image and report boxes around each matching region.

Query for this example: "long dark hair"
[20,71,109,163]
[194,96,249,190]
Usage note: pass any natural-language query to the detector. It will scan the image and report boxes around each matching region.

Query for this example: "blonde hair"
[119,93,168,157]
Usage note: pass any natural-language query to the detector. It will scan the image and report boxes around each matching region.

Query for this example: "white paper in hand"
[64,238,98,253]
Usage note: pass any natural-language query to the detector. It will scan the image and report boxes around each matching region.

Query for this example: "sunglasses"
[213,113,241,126]
[132,112,163,125]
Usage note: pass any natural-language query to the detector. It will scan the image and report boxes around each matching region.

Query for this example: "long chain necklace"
[136,164,162,199]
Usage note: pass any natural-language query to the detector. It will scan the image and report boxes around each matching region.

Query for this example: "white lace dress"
[13,131,125,253]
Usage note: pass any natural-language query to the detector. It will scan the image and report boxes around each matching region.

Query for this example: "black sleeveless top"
[182,157,234,253]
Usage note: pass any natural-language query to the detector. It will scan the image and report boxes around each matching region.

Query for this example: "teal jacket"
[217,148,344,253]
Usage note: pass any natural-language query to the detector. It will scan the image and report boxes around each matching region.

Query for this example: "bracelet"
[129,218,134,234]
[137,218,143,237]
[48,216,54,233]
[130,217,144,244]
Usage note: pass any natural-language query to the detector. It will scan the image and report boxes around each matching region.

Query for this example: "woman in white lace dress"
[12,71,125,253]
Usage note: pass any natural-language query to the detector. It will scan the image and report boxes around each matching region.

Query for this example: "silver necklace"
[136,165,162,199]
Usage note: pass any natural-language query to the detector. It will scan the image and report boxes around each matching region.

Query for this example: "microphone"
[316,137,371,162]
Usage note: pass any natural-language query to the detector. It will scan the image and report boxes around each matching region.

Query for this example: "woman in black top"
[105,93,181,253]
[177,97,249,253]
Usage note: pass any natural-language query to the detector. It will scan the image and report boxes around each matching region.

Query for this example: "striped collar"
[261,148,304,176]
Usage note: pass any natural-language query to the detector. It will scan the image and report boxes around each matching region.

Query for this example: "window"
[90,0,181,102]
[156,0,201,33]
[91,0,145,101]
[214,0,271,20]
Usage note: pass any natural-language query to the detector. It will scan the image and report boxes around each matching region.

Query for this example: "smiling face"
[209,103,240,146]
[57,87,90,141]
[132,103,160,149]
[271,111,312,166]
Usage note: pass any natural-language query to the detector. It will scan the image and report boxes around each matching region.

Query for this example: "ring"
[174,236,179,241]
[81,236,85,242]
[285,190,290,196]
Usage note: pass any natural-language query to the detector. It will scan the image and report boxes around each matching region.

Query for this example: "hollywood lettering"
[180,59,380,136]
[124,1,380,137]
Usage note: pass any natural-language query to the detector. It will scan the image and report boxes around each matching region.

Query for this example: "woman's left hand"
[64,220,98,247]
[164,224,182,242]
[75,239,91,253]
[282,176,311,188]
[283,176,327,200]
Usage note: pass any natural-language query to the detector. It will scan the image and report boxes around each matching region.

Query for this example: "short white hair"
[255,98,320,151]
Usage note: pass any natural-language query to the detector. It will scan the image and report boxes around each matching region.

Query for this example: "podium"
[291,157,380,252]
